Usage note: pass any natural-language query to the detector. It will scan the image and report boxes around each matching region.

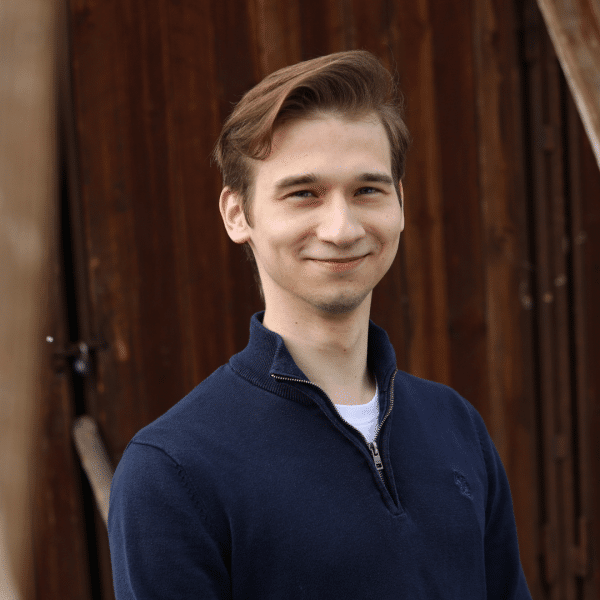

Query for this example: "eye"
[356,187,380,195]
[290,187,381,198]
[289,189,316,198]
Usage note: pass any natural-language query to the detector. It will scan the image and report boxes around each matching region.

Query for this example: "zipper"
[270,368,398,487]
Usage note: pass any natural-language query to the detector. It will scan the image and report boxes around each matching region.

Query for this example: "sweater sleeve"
[471,409,533,600]
[108,441,231,600]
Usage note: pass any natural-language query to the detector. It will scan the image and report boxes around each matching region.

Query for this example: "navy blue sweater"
[108,311,532,599]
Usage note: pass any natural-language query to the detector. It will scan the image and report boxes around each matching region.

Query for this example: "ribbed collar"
[229,311,398,409]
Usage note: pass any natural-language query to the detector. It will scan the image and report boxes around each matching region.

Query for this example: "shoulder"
[393,369,490,449]
[394,370,477,415]
[122,362,252,464]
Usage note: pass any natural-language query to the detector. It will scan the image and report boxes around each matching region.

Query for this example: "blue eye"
[290,190,315,198]
[290,187,380,198]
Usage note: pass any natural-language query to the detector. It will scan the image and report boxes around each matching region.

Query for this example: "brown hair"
[212,49,411,300]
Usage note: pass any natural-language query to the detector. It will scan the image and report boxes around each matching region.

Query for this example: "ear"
[219,187,252,244]
[398,180,405,232]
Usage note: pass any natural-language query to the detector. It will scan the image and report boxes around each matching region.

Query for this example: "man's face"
[225,111,404,316]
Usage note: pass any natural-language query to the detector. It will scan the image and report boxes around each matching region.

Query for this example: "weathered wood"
[374,0,451,384]
[55,0,600,598]
[525,7,565,595]
[567,94,598,599]
[72,417,114,526]
[569,88,600,600]
[33,248,93,600]
[579,121,600,600]
[536,0,600,170]
[428,0,490,409]
[471,0,540,592]
[522,3,600,597]
[0,0,61,598]
[547,48,576,600]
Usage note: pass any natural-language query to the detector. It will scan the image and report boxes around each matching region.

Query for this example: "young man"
[108,50,533,599]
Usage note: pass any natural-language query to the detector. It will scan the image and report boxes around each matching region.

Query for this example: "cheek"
[375,208,403,243]
[267,221,314,251]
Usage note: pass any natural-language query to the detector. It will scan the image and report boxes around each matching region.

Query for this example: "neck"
[262,297,375,405]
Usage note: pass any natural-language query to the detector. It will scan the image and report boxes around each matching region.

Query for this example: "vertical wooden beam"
[471,0,540,592]
[0,0,59,598]
[33,227,93,600]
[522,1,599,595]
[536,0,600,170]
[523,1,564,595]
[428,0,489,408]
[574,106,600,600]
[566,93,594,599]
[375,0,450,384]
[546,52,576,600]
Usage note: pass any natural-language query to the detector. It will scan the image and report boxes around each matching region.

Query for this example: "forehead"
[255,112,393,187]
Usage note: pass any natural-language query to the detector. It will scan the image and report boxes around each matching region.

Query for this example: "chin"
[310,289,371,315]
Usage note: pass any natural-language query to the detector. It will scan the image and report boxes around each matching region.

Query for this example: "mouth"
[310,255,367,272]
[313,255,366,263]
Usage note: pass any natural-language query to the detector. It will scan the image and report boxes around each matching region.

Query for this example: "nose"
[316,196,366,246]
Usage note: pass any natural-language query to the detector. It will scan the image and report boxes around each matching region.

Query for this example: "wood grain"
[43,0,600,598]
[536,0,600,169]
[0,0,62,598]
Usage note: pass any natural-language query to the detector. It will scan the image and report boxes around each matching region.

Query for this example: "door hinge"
[48,337,108,376]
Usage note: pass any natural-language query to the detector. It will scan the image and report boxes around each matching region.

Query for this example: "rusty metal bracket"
[47,336,108,375]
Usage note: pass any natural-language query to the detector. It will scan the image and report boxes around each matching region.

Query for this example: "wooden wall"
[0,0,57,599]
[33,0,600,598]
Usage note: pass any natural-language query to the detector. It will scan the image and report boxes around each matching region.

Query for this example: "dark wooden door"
[33,0,600,598]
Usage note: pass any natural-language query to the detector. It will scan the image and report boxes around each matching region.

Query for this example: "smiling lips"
[311,255,367,272]
[312,255,366,262]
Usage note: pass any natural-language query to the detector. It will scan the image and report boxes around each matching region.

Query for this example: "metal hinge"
[47,336,108,376]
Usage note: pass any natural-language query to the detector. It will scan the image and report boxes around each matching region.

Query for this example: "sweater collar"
[229,311,398,401]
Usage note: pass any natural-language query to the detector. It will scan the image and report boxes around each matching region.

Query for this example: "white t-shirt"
[333,380,379,444]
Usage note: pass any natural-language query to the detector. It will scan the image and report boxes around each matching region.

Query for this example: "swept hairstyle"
[212,49,411,300]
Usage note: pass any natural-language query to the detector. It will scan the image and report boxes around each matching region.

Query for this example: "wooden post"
[536,0,600,170]
[0,0,57,598]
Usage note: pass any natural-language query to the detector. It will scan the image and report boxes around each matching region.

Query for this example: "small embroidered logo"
[453,470,473,499]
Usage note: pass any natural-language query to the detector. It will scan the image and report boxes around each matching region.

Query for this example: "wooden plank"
[62,1,554,598]
[567,93,596,599]
[370,0,451,384]
[428,0,489,410]
[569,92,600,600]
[471,0,541,592]
[67,1,186,598]
[536,0,600,170]
[28,3,99,599]
[523,1,564,594]
[521,2,600,595]
[160,0,233,383]
[33,237,93,600]
[0,1,87,599]
[247,0,303,75]
[296,0,346,58]
[546,49,576,600]
[357,0,415,374]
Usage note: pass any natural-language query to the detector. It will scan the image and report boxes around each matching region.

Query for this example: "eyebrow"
[273,172,395,193]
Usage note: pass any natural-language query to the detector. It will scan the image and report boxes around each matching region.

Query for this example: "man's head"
[213,50,410,305]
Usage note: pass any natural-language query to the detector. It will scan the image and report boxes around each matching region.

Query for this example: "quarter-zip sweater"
[108,311,532,599]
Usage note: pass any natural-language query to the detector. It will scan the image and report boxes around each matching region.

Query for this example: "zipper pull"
[369,441,384,472]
